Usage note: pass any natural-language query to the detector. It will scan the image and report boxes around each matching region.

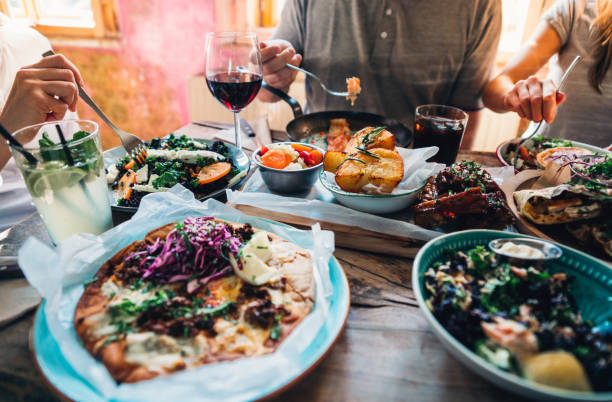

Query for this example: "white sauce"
[229,231,283,285]
[147,149,225,164]
[133,183,169,193]
[229,231,300,286]
[499,242,545,259]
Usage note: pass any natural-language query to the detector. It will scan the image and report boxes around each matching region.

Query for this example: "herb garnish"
[83,277,98,287]
[345,157,367,164]
[361,126,386,146]
[355,146,380,159]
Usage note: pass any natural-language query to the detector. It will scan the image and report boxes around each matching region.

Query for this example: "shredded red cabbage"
[125,216,243,293]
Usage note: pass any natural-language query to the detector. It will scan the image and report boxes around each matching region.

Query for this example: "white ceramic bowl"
[319,170,425,214]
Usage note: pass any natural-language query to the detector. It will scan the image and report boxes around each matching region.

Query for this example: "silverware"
[42,50,147,162]
[238,117,256,138]
[285,64,349,97]
[0,257,23,280]
[192,122,228,130]
[239,117,263,148]
[511,55,582,168]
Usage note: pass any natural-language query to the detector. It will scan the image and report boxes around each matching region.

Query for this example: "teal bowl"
[412,229,612,401]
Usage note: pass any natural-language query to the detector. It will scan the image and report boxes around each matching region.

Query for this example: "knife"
[238,118,257,138]
[0,256,24,280]
[192,121,228,130]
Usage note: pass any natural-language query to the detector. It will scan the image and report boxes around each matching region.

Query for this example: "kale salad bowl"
[412,230,612,401]
[104,135,250,222]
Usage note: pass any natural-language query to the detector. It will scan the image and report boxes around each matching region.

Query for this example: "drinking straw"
[0,124,38,164]
[55,124,96,205]
[55,124,75,165]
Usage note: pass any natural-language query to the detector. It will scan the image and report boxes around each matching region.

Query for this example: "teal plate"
[412,230,612,401]
[32,256,350,401]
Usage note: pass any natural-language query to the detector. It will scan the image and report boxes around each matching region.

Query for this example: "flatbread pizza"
[74,217,315,383]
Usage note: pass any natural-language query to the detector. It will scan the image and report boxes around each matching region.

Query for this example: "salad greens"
[113,136,242,208]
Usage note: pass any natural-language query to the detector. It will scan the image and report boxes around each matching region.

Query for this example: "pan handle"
[261,81,303,118]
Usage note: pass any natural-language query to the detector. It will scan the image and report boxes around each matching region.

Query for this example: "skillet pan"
[262,82,413,148]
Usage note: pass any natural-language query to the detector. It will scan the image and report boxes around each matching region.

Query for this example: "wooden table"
[0,123,527,401]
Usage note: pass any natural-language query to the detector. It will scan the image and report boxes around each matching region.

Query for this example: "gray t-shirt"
[272,0,501,130]
[542,0,612,148]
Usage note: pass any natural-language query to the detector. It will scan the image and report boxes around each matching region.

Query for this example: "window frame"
[0,0,119,39]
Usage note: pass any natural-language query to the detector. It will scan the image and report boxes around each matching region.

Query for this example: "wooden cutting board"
[228,203,426,258]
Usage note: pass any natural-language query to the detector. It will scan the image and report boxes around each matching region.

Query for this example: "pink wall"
[117,0,214,123]
[56,0,216,149]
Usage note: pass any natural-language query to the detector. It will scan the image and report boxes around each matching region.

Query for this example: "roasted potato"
[344,127,395,155]
[323,151,348,173]
[335,148,404,193]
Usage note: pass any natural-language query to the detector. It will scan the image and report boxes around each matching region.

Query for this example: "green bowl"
[412,229,612,401]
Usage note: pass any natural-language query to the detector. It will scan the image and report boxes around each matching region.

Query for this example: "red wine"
[206,72,262,112]
[413,116,465,165]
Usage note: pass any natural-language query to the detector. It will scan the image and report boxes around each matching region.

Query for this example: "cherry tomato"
[298,150,315,166]
[309,149,322,165]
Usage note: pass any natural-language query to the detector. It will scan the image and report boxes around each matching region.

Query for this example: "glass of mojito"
[9,120,112,244]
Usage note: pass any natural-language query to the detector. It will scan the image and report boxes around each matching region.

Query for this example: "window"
[215,0,286,33]
[249,0,285,28]
[0,0,119,38]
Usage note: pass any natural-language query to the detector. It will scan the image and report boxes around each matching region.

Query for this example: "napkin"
[0,278,41,326]
[18,186,335,401]
[0,214,49,325]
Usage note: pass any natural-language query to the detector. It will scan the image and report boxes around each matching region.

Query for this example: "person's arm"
[0,54,83,170]
[257,0,305,103]
[257,39,302,103]
[448,0,502,150]
[482,21,565,123]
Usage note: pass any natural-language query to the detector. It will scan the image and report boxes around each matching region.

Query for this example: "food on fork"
[74,217,315,383]
[346,77,361,106]
[413,161,514,230]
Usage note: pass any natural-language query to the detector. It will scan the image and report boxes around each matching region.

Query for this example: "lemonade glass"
[9,120,112,244]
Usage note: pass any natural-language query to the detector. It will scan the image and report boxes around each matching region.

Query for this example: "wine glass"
[205,32,263,150]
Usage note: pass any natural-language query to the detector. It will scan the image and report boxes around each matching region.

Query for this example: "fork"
[42,50,147,162]
[285,64,349,97]
[511,55,582,168]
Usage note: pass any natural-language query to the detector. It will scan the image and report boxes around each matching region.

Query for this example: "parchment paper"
[230,149,516,242]
[18,186,335,401]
